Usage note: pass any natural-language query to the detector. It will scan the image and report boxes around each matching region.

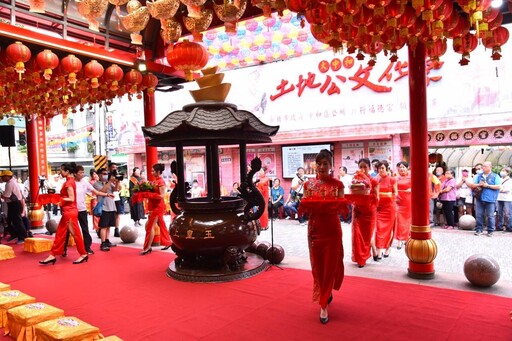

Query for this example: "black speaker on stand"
[0,125,16,171]
[266,179,283,271]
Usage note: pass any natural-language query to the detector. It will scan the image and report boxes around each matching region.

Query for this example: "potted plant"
[67,143,79,154]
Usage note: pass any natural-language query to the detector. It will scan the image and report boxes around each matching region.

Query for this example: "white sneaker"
[285,216,290,220]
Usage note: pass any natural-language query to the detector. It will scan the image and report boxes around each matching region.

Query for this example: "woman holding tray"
[300,149,346,325]
[140,163,172,255]
[350,158,379,268]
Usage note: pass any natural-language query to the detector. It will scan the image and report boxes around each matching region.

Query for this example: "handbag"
[473,186,483,200]
[92,196,104,217]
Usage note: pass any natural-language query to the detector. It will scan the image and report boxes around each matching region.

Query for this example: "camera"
[111,169,124,181]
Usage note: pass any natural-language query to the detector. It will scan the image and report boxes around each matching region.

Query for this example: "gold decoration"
[76,0,109,32]
[180,0,207,18]
[28,0,46,13]
[405,238,438,264]
[183,8,213,42]
[213,0,247,33]
[160,18,182,46]
[147,0,180,20]
[190,67,231,102]
[120,0,150,45]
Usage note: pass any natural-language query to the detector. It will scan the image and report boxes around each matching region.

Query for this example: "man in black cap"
[1,170,26,243]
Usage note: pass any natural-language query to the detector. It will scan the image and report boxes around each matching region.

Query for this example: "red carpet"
[1,242,511,340]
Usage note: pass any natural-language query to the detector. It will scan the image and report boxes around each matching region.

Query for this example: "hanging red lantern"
[36,49,59,81]
[6,41,31,80]
[84,60,104,88]
[286,0,309,27]
[60,54,82,86]
[166,39,208,81]
[104,64,124,91]
[453,33,478,65]
[124,69,143,94]
[141,73,159,95]
[426,37,447,67]
[483,26,509,60]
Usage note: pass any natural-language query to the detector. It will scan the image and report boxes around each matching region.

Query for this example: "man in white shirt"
[0,170,26,243]
[66,165,111,255]
[291,167,307,224]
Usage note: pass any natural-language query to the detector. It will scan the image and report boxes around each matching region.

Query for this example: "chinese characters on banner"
[368,141,394,166]
[341,142,364,175]
[36,117,48,177]
[281,144,331,178]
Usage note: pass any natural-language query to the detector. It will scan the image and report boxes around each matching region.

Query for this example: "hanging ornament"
[60,54,83,86]
[84,60,105,88]
[76,0,109,32]
[213,0,248,34]
[166,39,208,81]
[182,8,213,42]
[6,42,31,80]
[36,49,59,81]
[119,0,151,45]
[141,73,159,95]
[147,0,180,20]
[160,18,182,47]
[180,0,207,18]
[28,0,46,13]
[124,69,143,94]
[104,64,124,91]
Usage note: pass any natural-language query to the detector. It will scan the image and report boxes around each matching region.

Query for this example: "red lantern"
[483,26,509,60]
[124,69,143,94]
[141,73,159,95]
[426,38,448,66]
[84,60,104,88]
[6,41,31,80]
[453,33,478,65]
[60,54,83,86]
[104,64,124,91]
[36,49,59,80]
[166,39,208,81]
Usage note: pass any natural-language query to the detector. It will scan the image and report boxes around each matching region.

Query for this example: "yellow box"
[0,290,36,327]
[24,238,53,253]
[0,244,15,261]
[0,282,10,291]
[6,302,64,341]
[34,316,102,340]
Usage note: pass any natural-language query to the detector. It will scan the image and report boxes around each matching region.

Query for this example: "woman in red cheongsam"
[40,162,88,265]
[374,160,397,258]
[395,161,411,249]
[301,149,345,325]
[351,158,379,268]
[141,163,172,255]
[255,167,270,230]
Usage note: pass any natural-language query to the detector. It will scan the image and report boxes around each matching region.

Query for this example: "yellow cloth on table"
[101,336,123,340]
[0,283,10,292]
[6,302,64,341]
[0,245,15,261]
[24,238,53,253]
[0,290,36,328]
[34,316,102,341]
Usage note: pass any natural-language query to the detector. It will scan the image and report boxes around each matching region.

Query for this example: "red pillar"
[143,90,158,181]
[405,42,438,279]
[26,115,44,228]
[26,116,40,205]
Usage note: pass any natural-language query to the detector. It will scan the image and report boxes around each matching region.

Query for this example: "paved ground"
[32,213,512,298]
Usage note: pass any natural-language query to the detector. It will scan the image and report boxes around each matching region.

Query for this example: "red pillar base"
[407,261,435,280]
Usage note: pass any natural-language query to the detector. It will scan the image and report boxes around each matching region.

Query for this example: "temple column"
[143,90,158,181]
[405,41,438,279]
[25,115,44,228]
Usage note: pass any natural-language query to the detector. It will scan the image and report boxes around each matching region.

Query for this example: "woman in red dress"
[40,162,88,265]
[300,149,345,324]
[350,158,379,268]
[255,167,270,230]
[141,163,172,255]
[374,160,397,258]
[395,161,411,249]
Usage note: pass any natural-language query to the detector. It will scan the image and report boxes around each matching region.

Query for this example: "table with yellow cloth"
[5,302,64,341]
[23,238,53,253]
[34,316,102,340]
[0,283,10,292]
[0,291,36,328]
[0,244,15,261]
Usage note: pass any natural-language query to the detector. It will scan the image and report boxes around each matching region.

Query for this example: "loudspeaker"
[0,126,16,147]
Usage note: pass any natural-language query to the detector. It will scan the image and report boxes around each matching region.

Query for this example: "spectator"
[129,167,145,227]
[269,178,284,219]
[497,167,512,232]
[370,159,379,178]
[94,168,119,251]
[0,170,26,243]
[469,161,501,236]
[291,167,307,225]
[229,182,240,197]
[189,179,202,198]
[439,169,457,230]
[338,166,352,223]
[108,162,122,237]
[456,169,473,217]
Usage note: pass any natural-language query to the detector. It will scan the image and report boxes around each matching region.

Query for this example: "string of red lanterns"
[285,0,509,65]
[0,41,159,121]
